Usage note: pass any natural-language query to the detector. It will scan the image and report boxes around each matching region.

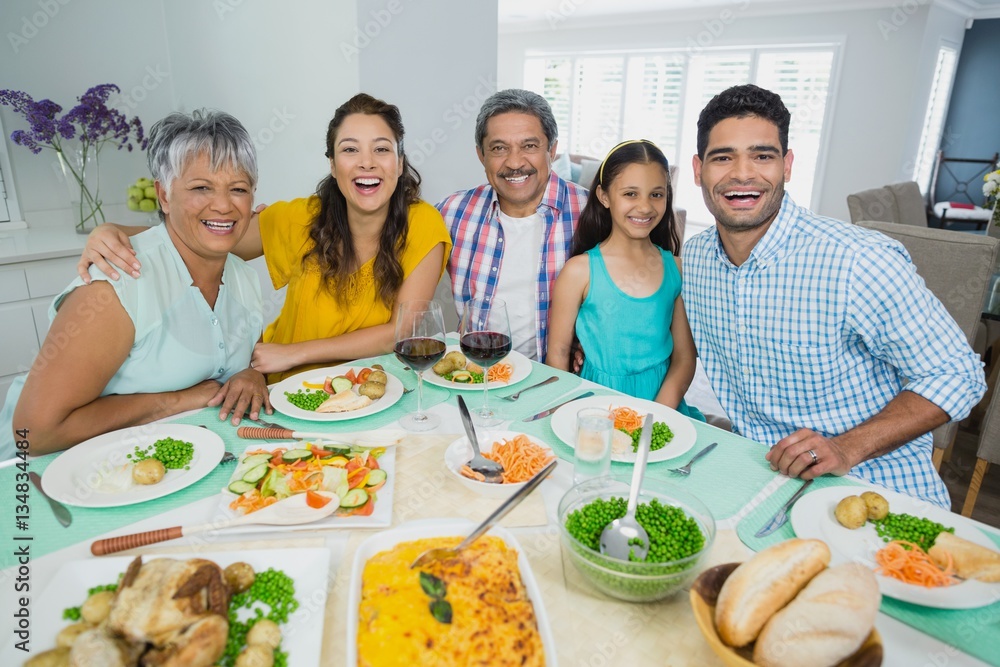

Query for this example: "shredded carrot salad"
[460,434,554,484]
[487,363,513,383]
[610,406,643,432]
[875,540,957,587]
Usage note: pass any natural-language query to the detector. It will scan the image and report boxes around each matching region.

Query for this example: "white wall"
[497,3,969,223]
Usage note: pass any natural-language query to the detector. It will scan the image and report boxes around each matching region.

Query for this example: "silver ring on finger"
[807,449,819,465]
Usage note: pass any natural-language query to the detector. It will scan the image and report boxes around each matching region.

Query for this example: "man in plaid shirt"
[437,90,588,361]
[683,85,985,508]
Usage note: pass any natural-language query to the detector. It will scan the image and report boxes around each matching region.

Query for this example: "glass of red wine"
[459,298,512,426]
[393,300,446,431]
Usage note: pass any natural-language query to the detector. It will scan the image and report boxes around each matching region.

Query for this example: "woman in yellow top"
[78,93,452,389]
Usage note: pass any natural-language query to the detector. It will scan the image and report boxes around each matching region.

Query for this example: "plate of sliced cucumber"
[219,442,395,531]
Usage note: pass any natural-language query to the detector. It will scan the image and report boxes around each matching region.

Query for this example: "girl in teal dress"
[547,140,704,421]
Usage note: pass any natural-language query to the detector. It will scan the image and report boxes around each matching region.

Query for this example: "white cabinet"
[0,256,80,411]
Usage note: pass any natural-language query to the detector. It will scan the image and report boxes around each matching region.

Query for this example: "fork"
[498,375,558,402]
[667,442,718,475]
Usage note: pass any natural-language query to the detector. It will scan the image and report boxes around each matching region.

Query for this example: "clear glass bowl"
[557,474,716,602]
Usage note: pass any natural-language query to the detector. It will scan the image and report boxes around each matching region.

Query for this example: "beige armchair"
[847,182,928,227]
[962,378,1000,517]
[856,221,999,461]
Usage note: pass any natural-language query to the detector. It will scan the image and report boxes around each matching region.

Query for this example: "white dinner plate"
[269,364,404,422]
[346,518,558,666]
[0,547,329,664]
[550,395,697,464]
[790,486,1000,609]
[422,345,532,391]
[41,424,224,508]
[218,445,395,531]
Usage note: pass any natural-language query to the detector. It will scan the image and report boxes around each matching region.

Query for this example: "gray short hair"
[474,89,558,150]
[147,110,257,203]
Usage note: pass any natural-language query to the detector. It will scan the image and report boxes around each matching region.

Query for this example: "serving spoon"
[410,458,557,569]
[599,413,653,561]
[456,395,504,483]
[91,491,341,556]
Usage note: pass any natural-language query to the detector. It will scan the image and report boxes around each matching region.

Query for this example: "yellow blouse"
[259,197,452,382]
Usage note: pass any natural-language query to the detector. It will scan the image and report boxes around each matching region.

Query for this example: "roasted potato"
[834,495,868,529]
[444,350,467,369]
[432,357,455,375]
[132,458,165,485]
[23,647,70,667]
[80,590,115,625]
[246,619,282,649]
[371,363,384,371]
[860,491,889,521]
[235,644,274,667]
[55,622,92,647]
[359,381,386,399]
[367,369,388,385]
[224,562,256,594]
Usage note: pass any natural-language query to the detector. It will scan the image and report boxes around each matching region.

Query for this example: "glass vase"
[58,147,105,234]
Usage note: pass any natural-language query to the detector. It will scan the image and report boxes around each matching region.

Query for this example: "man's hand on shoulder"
[766,428,854,480]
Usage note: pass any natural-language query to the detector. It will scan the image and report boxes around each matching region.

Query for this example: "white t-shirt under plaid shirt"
[683,195,986,508]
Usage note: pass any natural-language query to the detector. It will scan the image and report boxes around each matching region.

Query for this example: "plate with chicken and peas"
[269,363,405,422]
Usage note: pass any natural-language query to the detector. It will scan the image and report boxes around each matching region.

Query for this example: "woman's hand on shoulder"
[207,369,272,425]
[77,223,141,283]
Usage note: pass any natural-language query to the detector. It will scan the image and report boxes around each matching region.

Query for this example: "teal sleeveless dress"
[576,246,705,421]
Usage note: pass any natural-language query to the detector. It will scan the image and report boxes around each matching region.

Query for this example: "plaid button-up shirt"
[683,195,985,508]
[437,171,588,361]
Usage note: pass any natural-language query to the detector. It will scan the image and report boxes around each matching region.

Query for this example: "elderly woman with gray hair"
[1,110,267,457]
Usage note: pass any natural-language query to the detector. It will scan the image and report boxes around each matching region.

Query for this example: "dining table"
[2,342,999,666]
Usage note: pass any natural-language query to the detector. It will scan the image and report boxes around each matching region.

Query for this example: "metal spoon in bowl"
[600,413,653,561]
[456,395,504,483]
[410,458,557,569]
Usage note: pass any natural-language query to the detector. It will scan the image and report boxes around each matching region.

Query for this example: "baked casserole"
[357,535,545,666]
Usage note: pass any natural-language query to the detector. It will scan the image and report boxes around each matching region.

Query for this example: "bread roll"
[714,538,830,647]
[928,532,1000,583]
[753,563,880,667]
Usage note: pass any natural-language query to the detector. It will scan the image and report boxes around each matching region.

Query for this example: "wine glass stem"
[482,364,491,415]
[416,371,425,418]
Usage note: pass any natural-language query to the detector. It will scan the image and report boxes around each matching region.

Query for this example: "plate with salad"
[220,441,395,531]
[422,345,532,391]
[549,395,697,464]
[269,364,405,422]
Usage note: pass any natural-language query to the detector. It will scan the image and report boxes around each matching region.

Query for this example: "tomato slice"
[365,454,380,471]
[357,368,372,384]
[345,369,358,384]
[352,498,375,516]
[347,467,370,489]
[306,490,333,508]
[323,377,334,394]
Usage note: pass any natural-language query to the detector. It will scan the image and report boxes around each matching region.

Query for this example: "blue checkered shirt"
[683,195,986,508]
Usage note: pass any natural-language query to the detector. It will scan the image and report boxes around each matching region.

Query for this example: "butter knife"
[29,471,72,528]
[754,478,813,538]
[522,391,595,422]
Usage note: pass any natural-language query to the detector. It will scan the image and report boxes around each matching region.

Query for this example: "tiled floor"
[943,424,1000,529]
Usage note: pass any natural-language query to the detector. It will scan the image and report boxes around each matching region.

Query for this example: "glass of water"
[573,407,613,483]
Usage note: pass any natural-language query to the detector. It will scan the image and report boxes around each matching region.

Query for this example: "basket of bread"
[690,538,883,667]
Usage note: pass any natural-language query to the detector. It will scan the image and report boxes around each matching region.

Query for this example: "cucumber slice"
[228,480,255,494]
[239,453,271,468]
[365,469,387,487]
[340,488,369,509]
[282,449,314,463]
[242,463,269,484]
[330,376,354,394]
[321,444,352,456]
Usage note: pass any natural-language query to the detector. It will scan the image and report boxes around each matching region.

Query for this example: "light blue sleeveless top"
[0,224,263,459]
[576,246,704,421]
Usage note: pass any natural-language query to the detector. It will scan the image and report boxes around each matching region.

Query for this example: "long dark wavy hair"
[570,140,679,258]
[306,93,422,307]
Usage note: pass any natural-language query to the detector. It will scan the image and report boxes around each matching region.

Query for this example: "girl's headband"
[597,139,664,186]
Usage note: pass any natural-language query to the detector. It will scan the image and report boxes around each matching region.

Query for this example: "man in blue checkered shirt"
[683,85,986,508]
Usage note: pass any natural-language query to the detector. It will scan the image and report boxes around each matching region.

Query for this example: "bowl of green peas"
[558,474,715,602]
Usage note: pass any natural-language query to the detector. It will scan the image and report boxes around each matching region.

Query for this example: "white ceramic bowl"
[444,430,555,498]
